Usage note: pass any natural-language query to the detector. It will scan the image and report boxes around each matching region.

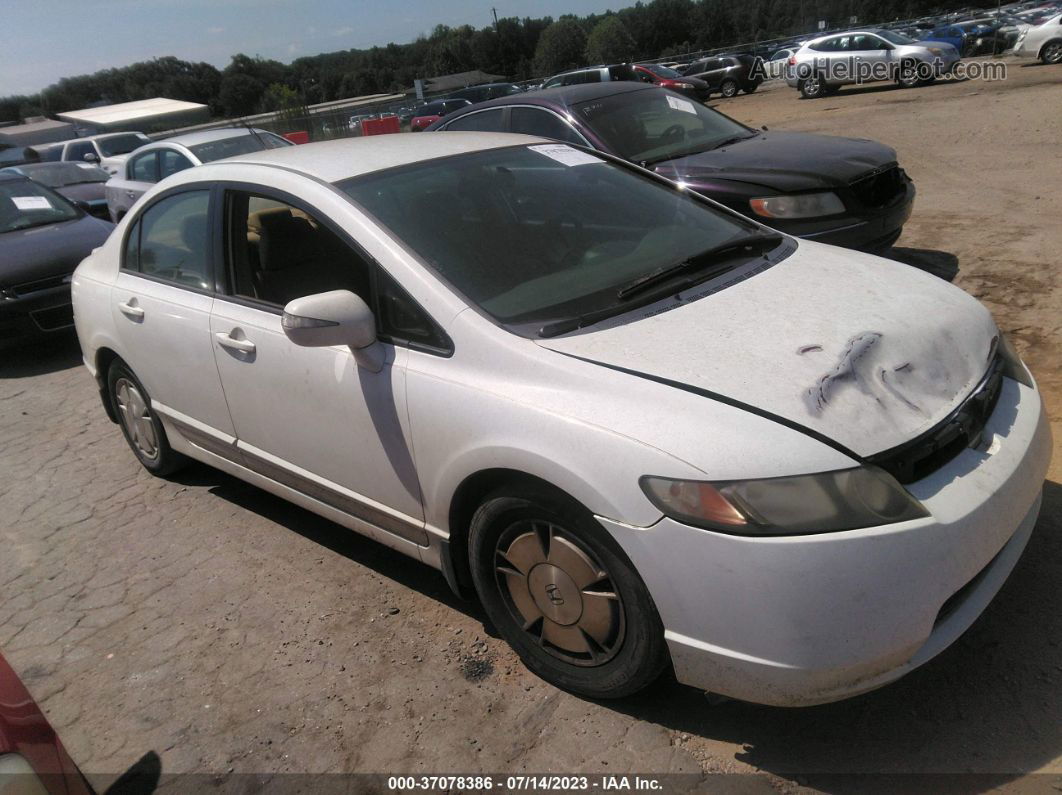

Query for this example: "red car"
[633,63,711,101]
[1,651,159,794]
[410,98,472,132]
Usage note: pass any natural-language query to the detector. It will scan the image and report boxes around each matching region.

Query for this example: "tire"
[897,60,921,88]
[799,74,827,99]
[720,79,739,98]
[468,486,668,699]
[107,360,187,477]
[1041,40,1062,64]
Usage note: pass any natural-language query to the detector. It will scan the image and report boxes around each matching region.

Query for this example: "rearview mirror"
[282,290,383,372]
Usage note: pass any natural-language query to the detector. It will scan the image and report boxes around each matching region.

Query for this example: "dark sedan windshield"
[0,179,79,234]
[574,89,753,165]
[10,163,109,187]
[97,133,151,156]
[339,145,760,329]
[189,131,291,162]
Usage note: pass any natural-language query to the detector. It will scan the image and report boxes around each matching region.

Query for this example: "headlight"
[640,467,928,536]
[749,192,845,219]
[998,332,1034,388]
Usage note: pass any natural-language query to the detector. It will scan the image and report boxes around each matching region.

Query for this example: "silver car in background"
[787,29,960,98]
[104,127,293,222]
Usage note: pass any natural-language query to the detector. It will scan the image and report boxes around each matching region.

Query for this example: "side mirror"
[83,152,100,163]
[281,289,383,372]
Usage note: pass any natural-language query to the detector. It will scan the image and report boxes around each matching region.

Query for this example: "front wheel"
[897,61,922,88]
[468,487,668,698]
[720,79,739,98]
[1041,40,1062,64]
[799,74,827,98]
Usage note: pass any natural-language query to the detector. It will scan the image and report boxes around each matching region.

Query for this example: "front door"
[208,189,426,546]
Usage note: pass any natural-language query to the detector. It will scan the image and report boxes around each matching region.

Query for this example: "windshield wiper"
[710,133,757,150]
[538,232,782,339]
[615,232,782,300]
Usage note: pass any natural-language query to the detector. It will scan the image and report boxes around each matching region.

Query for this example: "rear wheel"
[468,487,668,698]
[107,360,187,476]
[720,79,739,98]
[1041,40,1062,64]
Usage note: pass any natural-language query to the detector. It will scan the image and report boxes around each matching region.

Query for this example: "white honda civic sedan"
[71,133,1051,705]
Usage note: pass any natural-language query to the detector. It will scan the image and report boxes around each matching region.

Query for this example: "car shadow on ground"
[816,77,969,102]
[178,460,1062,788]
[0,334,82,379]
[883,247,960,281]
[611,479,1062,791]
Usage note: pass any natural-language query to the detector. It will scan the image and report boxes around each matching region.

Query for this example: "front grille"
[30,304,74,331]
[867,354,1005,484]
[848,165,906,209]
[13,274,67,297]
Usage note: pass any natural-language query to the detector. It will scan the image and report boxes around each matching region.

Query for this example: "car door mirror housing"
[83,152,100,163]
[282,290,383,371]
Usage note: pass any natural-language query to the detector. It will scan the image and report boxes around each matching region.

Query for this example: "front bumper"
[772,180,915,252]
[600,376,1051,706]
[0,282,74,348]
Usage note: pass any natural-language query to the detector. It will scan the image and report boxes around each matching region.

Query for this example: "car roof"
[220,131,549,183]
[154,127,271,147]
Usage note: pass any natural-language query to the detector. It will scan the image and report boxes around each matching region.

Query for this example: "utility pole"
[492,7,499,28]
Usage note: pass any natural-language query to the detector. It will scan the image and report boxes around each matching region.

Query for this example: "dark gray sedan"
[1,172,113,346]
[1,162,112,220]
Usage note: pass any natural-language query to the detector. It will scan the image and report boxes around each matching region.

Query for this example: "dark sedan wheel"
[720,79,739,98]
[469,486,668,698]
[108,360,186,476]
[799,74,827,98]
[1042,41,1062,64]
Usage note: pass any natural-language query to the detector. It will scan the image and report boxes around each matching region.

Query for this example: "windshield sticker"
[666,95,698,115]
[11,196,52,211]
[529,144,603,167]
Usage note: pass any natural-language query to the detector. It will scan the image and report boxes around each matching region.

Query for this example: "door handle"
[118,299,144,320]
[215,332,256,355]
[126,191,137,199]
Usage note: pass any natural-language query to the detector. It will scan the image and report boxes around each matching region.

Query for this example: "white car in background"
[32,131,152,175]
[72,134,1049,705]
[104,127,292,222]
[1012,13,1062,62]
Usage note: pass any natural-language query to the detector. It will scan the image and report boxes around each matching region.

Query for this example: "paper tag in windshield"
[529,144,602,167]
[12,196,52,211]
[666,95,697,115]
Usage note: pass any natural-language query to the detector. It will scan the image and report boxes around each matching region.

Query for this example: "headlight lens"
[749,191,845,219]
[998,332,1034,388]
[641,467,928,536]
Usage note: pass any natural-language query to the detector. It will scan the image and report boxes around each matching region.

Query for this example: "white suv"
[72,134,1050,705]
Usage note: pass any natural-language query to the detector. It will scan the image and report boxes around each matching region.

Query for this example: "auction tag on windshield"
[529,144,602,167]
[666,95,697,115]
[12,196,52,211]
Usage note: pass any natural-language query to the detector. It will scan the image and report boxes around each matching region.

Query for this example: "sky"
[0,0,622,97]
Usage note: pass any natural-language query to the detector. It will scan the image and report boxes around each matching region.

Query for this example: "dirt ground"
[1,57,1061,793]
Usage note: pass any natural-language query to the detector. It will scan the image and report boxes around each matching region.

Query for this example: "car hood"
[0,214,113,288]
[536,240,998,458]
[653,130,897,192]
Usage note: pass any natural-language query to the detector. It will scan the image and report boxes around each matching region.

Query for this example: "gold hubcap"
[495,521,624,666]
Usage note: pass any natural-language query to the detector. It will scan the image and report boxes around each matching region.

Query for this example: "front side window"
[131,190,212,289]
[509,108,586,146]
[130,152,159,183]
[574,89,752,165]
[65,141,96,162]
[339,145,764,333]
[445,109,506,132]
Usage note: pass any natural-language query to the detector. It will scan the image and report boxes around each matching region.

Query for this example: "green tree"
[219,73,264,116]
[585,16,637,64]
[533,19,588,77]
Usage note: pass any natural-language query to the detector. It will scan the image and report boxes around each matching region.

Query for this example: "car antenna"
[242,118,268,147]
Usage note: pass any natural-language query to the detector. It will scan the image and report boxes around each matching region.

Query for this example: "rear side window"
[509,108,586,146]
[127,190,212,290]
[445,109,506,132]
[159,150,193,179]
[130,152,159,183]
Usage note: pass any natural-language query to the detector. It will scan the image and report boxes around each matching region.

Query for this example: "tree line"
[1,0,973,124]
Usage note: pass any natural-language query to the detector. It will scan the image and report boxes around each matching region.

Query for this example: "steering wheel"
[660,124,686,145]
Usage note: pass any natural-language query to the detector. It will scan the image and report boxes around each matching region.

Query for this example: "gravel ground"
[1,57,1060,793]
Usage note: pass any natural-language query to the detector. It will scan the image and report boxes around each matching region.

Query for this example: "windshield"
[13,162,109,187]
[0,179,79,234]
[339,145,759,330]
[877,30,918,44]
[97,133,151,157]
[574,89,753,165]
[189,131,291,162]
[642,63,684,79]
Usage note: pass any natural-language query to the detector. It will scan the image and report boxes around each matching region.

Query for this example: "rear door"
[105,150,159,221]
[110,187,236,445]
